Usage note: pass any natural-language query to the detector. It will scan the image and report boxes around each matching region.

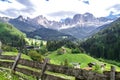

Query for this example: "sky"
[0,0,120,21]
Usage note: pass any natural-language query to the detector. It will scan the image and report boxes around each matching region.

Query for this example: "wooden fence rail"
[0,55,120,80]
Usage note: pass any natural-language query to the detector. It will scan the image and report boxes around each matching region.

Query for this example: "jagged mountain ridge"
[27,13,114,30]
[27,13,115,39]
[0,12,117,39]
[0,16,76,40]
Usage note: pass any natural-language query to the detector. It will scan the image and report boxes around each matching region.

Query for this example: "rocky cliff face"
[60,13,113,30]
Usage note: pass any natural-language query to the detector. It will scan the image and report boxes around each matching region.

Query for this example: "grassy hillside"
[0,22,25,36]
[0,52,36,80]
[1,52,32,60]
[48,53,98,67]
[47,48,120,71]
[0,22,25,45]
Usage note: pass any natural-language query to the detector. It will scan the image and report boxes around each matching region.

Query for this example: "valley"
[0,12,120,80]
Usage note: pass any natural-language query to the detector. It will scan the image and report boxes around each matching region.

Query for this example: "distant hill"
[60,26,96,39]
[81,17,120,61]
[26,28,76,41]
[0,22,25,46]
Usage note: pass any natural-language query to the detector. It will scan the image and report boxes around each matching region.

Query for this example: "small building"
[61,46,66,53]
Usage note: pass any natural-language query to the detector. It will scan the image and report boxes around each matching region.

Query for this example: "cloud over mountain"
[16,0,35,13]
[0,0,120,20]
[0,0,11,3]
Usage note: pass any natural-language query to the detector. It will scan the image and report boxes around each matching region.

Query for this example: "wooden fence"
[0,54,120,80]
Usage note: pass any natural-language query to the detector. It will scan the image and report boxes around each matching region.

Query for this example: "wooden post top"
[111,66,116,72]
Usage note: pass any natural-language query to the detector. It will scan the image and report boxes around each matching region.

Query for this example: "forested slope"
[81,18,120,61]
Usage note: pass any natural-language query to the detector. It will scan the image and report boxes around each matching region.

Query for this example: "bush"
[11,47,18,52]
[2,45,11,51]
[2,45,18,52]
[57,49,64,55]
[38,47,47,55]
[28,50,43,62]
[64,59,69,66]
[92,64,103,73]
[71,48,81,54]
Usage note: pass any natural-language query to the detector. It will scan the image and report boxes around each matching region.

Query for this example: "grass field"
[47,48,120,71]
[0,22,25,37]
[0,52,35,80]
[1,52,32,60]
[0,51,74,80]
[1,50,120,80]
[0,69,20,80]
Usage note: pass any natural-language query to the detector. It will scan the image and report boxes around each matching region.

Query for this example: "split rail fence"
[0,54,120,80]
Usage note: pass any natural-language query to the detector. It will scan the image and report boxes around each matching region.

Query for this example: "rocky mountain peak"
[28,15,50,28]
[15,15,26,22]
[0,12,115,31]
[73,14,82,22]
[73,13,95,23]
[34,15,47,20]
[83,13,94,17]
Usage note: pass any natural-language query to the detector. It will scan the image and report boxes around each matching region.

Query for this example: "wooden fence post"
[38,58,49,80]
[11,52,21,73]
[0,49,2,56]
[110,66,115,80]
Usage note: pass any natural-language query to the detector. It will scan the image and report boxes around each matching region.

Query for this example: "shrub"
[92,64,103,73]
[39,47,47,55]
[11,47,18,52]
[71,48,81,54]
[28,50,43,62]
[2,45,11,51]
[64,59,69,66]
[2,45,18,52]
[57,49,64,55]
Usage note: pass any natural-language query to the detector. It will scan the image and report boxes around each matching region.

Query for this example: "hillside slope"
[47,48,120,71]
[27,28,76,41]
[60,26,96,39]
[0,22,25,45]
[9,18,36,32]
[47,52,98,68]
[81,17,120,61]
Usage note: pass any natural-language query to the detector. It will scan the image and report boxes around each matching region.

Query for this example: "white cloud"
[0,0,25,11]
[0,0,120,20]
